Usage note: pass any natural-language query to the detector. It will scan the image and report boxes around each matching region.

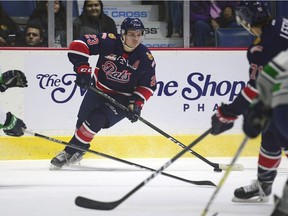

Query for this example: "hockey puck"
[213,168,222,172]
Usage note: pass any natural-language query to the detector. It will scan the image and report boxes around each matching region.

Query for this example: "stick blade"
[75,196,119,210]
[218,163,244,171]
[195,180,216,187]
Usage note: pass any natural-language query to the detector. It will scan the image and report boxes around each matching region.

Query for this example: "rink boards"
[0,48,257,160]
[0,134,261,159]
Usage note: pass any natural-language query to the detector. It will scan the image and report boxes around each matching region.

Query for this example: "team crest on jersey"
[108,33,116,39]
[102,61,132,84]
[146,52,154,60]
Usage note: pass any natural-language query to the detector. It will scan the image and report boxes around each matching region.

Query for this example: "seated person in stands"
[213,5,238,29]
[73,0,117,40]
[190,1,239,47]
[28,0,66,47]
[22,22,45,47]
[0,2,23,47]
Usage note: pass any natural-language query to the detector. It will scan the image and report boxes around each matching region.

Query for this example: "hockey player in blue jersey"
[249,49,288,216]
[50,18,157,169]
[209,1,288,203]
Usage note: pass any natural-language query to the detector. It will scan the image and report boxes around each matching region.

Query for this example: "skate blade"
[49,164,62,171]
[219,164,244,171]
[231,196,269,203]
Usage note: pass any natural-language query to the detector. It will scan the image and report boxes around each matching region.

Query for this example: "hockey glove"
[243,99,271,138]
[211,103,238,135]
[74,63,92,88]
[0,70,28,92]
[1,112,26,136]
[126,98,143,123]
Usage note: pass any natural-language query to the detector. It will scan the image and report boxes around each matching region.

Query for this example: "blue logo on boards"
[104,10,148,18]
[36,72,246,111]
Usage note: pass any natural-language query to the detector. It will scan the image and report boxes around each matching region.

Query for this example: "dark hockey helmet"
[120,18,145,35]
[235,1,271,27]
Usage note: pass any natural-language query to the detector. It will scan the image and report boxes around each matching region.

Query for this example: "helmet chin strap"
[121,34,143,52]
[121,35,136,52]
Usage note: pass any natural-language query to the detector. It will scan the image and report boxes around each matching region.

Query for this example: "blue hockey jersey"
[68,33,157,105]
[230,17,288,115]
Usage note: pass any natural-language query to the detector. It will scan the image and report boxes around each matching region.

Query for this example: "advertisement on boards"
[103,4,158,22]
[0,50,249,136]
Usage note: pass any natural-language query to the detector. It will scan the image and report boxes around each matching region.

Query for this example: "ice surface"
[0,157,287,216]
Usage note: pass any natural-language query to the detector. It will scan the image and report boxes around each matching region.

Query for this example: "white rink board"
[0,49,249,136]
[143,38,183,48]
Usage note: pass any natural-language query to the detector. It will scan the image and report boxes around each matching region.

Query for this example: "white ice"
[0,157,287,216]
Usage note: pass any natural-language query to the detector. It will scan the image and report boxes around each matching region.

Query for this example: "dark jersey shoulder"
[85,32,119,56]
[247,17,288,66]
[133,43,156,70]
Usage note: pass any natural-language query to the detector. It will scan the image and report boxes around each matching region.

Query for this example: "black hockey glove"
[126,98,143,123]
[243,100,271,138]
[0,70,28,92]
[211,103,238,135]
[74,63,92,88]
[1,112,26,136]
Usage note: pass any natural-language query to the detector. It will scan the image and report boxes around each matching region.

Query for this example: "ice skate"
[50,150,85,170]
[232,180,272,203]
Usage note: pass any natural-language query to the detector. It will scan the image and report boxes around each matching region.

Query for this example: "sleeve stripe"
[134,86,154,101]
[69,40,90,56]
[241,84,259,103]
[68,50,90,58]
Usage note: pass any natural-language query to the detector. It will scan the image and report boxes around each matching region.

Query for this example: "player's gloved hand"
[0,70,28,92]
[211,103,238,135]
[126,99,143,123]
[1,112,26,136]
[74,63,92,88]
[243,100,271,138]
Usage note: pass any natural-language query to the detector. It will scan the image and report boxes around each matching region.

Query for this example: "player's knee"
[86,112,108,133]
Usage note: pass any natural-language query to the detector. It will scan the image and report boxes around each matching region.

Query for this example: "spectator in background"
[73,0,117,40]
[22,21,45,47]
[28,0,66,47]
[190,1,239,47]
[216,5,238,28]
[168,1,183,38]
[0,2,23,47]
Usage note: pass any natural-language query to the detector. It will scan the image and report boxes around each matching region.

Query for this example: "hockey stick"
[24,130,215,187]
[201,136,249,216]
[88,85,243,172]
[75,128,211,210]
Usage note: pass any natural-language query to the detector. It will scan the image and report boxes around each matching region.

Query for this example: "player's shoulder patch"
[146,52,154,61]
[108,33,116,39]
[99,33,117,41]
